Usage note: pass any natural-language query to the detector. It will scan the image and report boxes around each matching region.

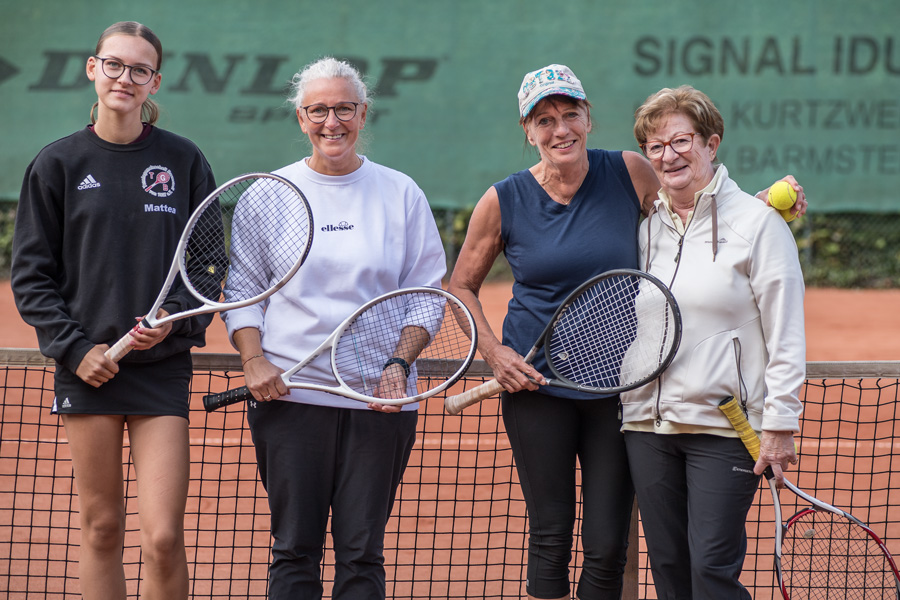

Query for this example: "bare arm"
[622,151,661,217]
[447,187,545,393]
[232,326,286,402]
[369,324,431,413]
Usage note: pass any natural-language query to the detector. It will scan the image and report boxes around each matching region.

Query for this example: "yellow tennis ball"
[768,181,797,211]
[779,206,798,223]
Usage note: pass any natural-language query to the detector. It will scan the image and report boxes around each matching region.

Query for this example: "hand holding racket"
[444,269,682,415]
[105,173,313,362]
[202,287,478,411]
[719,397,900,599]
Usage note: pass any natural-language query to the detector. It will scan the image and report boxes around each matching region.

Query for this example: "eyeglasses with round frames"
[93,56,158,85]
[300,102,360,124]
[640,133,697,160]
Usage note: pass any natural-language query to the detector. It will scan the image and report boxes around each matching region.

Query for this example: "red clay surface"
[1,279,898,361]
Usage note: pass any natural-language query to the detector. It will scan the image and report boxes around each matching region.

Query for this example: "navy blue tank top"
[497,149,641,399]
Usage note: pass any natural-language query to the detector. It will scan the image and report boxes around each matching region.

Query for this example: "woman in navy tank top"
[447,64,807,600]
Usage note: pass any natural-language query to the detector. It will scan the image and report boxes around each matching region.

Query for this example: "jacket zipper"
[732,337,749,414]
[654,214,689,427]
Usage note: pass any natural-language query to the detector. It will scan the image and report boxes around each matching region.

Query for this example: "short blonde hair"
[633,85,724,147]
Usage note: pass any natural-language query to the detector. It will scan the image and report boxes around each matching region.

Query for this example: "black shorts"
[52,351,192,419]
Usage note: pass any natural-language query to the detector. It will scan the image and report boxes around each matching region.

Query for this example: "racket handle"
[104,318,154,363]
[203,386,253,412]
[718,396,761,461]
[105,331,136,362]
[444,379,504,415]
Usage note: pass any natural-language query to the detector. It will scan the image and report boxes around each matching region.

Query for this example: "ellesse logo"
[321,221,354,232]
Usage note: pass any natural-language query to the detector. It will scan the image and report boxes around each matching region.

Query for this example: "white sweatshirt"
[222,157,446,410]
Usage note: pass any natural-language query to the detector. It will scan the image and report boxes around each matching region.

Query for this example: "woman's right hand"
[242,355,287,402]
[75,345,119,388]
[483,344,546,393]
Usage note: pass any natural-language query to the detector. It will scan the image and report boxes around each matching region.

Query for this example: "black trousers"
[248,399,417,600]
[502,390,634,600]
[624,431,760,600]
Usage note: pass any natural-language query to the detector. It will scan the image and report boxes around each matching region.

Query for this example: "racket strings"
[548,274,677,389]
[185,176,312,303]
[782,510,897,599]
[332,292,475,401]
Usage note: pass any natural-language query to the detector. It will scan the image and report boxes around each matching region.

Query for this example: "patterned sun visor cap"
[517,64,587,118]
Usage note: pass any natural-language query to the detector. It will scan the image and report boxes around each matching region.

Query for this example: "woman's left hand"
[127,309,173,351]
[367,364,405,412]
[756,430,798,488]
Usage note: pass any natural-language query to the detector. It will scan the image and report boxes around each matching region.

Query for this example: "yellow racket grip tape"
[718,396,761,461]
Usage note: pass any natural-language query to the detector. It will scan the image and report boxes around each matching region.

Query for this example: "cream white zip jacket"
[620,166,805,434]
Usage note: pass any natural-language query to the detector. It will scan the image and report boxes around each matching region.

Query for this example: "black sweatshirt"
[12,126,218,373]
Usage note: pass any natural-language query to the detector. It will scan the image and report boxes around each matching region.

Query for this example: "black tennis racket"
[105,173,313,362]
[719,397,900,599]
[202,287,478,410]
[444,268,682,415]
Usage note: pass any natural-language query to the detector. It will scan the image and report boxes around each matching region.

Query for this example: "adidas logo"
[61,398,72,409]
[77,175,101,190]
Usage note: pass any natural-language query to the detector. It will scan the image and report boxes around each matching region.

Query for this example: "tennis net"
[1,348,899,599]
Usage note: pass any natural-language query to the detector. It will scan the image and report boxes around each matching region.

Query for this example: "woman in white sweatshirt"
[221,57,445,599]
[621,85,806,600]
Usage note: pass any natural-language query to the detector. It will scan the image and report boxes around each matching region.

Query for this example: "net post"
[623,496,640,599]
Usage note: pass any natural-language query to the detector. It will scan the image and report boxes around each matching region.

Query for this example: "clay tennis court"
[3,279,900,359]
[2,279,900,598]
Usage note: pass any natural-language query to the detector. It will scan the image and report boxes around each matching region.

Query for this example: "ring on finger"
[263,394,272,400]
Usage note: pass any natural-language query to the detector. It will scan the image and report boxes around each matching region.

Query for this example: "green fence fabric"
[2,0,898,211]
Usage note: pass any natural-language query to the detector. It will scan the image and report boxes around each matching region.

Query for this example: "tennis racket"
[444,268,682,415]
[105,173,313,362]
[719,397,900,599]
[202,287,478,411]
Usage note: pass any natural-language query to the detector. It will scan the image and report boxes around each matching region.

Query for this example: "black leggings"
[502,390,634,600]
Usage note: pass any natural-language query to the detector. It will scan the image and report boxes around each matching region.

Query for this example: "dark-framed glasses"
[93,56,158,85]
[301,102,360,124]
[640,132,697,160]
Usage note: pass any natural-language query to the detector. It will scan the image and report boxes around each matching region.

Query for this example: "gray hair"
[287,57,369,109]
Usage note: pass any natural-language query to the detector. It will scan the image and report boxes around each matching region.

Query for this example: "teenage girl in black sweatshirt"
[12,21,216,599]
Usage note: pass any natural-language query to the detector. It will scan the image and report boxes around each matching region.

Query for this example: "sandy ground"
[1,279,898,361]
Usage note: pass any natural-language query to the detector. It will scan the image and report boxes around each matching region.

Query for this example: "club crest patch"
[142,165,175,197]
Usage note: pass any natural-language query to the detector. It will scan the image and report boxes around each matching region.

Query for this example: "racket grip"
[104,318,154,363]
[202,386,253,412]
[444,379,504,415]
[718,396,761,461]
[105,332,135,362]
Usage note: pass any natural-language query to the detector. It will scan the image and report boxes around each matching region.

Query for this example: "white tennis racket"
[445,269,682,415]
[105,173,313,361]
[202,287,478,410]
